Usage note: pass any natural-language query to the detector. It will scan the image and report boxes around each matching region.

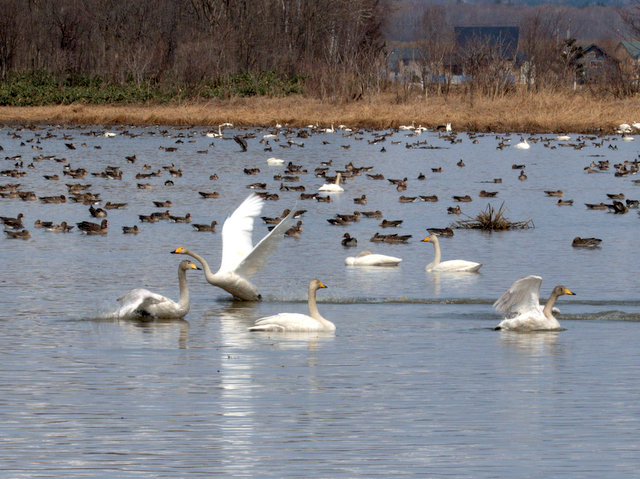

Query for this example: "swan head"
[171,247,188,255]
[180,260,201,271]
[553,286,575,297]
[310,279,327,290]
[422,234,438,244]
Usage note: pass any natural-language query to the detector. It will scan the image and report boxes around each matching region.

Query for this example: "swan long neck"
[543,291,559,318]
[307,283,321,320]
[177,264,190,309]
[335,172,342,186]
[430,236,441,265]
[184,249,216,282]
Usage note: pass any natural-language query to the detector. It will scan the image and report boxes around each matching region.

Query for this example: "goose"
[122,225,140,234]
[116,260,200,320]
[77,219,108,234]
[345,251,402,266]
[192,221,218,232]
[46,221,74,233]
[493,275,575,331]
[422,234,481,272]
[248,279,334,332]
[319,172,344,192]
[5,229,30,240]
[171,193,294,301]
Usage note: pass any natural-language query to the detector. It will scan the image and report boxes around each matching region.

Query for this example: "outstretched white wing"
[493,275,543,318]
[235,208,295,278]
[117,288,166,318]
[219,194,264,274]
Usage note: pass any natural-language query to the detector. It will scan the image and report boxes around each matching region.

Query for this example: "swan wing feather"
[117,288,167,317]
[234,208,295,278]
[250,313,324,332]
[493,275,543,318]
[219,194,264,273]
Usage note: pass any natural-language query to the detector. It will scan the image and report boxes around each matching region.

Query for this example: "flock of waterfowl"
[1,121,638,331]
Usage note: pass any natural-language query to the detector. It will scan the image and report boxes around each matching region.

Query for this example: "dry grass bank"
[1,92,639,133]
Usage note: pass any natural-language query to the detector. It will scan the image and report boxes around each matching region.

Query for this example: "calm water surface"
[1,124,639,476]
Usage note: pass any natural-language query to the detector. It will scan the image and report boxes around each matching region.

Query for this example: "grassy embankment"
[0,72,638,132]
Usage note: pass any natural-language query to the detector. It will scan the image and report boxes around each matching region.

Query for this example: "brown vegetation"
[452,203,534,231]
[1,90,638,133]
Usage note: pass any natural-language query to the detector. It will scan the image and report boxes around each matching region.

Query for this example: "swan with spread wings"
[172,194,293,301]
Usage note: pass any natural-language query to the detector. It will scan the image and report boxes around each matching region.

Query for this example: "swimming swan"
[422,234,482,272]
[514,138,530,149]
[172,193,294,301]
[116,260,200,320]
[493,275,575,331]
[319,172,344,192]
[345,251,402,266]
[249,279,334,332]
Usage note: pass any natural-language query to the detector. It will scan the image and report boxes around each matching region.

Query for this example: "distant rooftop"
[618,40,640,59]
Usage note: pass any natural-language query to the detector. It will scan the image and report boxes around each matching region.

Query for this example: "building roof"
[618,40,640,59]
[454,26,519,59]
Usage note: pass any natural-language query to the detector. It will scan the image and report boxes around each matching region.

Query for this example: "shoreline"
[0,93,639,133]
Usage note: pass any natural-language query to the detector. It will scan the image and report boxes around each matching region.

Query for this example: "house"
[581,44,616,81]
[615,40,640,64]
[387,47,422,82]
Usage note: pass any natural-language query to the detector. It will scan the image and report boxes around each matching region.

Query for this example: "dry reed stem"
[1,91,639,132]
[453,203,534,231]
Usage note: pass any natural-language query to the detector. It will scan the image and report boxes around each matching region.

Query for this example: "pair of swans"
[494,275,575,331]
[172,193,294,301]
[249,279,334,332]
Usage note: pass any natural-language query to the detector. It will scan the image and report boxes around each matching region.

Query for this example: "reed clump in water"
[452,203,534,231]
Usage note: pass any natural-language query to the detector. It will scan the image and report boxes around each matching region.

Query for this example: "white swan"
[249,279,334,332]
[556,134,570,141]
[172,194,294,301]
[422,234,482,272]
[319,172,344,192]
[116,260,200,320]
[345,251,402,266]
[206,125,222,138]
[324,124,335,133]
[266,157,284,165]
[514,138,530,149]
[493,275,575,331]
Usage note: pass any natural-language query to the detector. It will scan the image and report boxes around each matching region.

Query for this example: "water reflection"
[498,330,560,356]
[428,271,481,295]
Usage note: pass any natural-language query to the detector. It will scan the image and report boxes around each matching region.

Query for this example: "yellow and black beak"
[171,247,184,254]
[422,236,432,243]
[318,281,327,289]
[565,288,575,295]
[189,262,201,270]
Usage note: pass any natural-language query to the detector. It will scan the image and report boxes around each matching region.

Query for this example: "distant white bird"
[556,134,570,141]
[622,134,635,141]
[206,125,222,138]
[422,234,481,272]
[104,131,117,137]
[345,251,402,266]
[324,124,335,133]
[171,194,294,301]
[266,157,284,165]
[220,122,233,128]
[514,138,530,149]
[632,122,640,130]
[116,260,200,320]
[493,275,575,331]
[249,279,334,332]
[445,122,452,132]
[319,172,344,192]
[618,123,632,134]
[399,121,415,131]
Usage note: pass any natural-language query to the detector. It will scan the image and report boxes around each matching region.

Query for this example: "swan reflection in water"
[498,329,561,357]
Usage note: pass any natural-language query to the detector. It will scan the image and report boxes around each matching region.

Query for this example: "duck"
[518,170,528,181]
[248,279,333,332]
[345,251,402,266]
[169,213,192,223]
[545,190,563,197]
[192,221,218,232]
[1,213,24,230]
[427,227,453,237]
[341,233,358,247]
[46,221,74,233]
[493,275,575,331]
[319,172,344,192]
[447,205,461,214]
[479,190,497,198]
[171,194,294,301]
[77,219,108,235]
[122,225,141,234]
[422,234,481,272]
[571,237,602,248]
[556,199,574,206]
[379,219,402,228]
[4,229,30,240]
[353,194,367,205]
[453,195,472,202]
[116,260,200,320]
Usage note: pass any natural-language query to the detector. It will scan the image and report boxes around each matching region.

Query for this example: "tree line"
[0,0,386,103]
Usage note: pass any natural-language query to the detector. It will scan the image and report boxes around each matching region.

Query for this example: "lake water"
[1,124,639,477]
